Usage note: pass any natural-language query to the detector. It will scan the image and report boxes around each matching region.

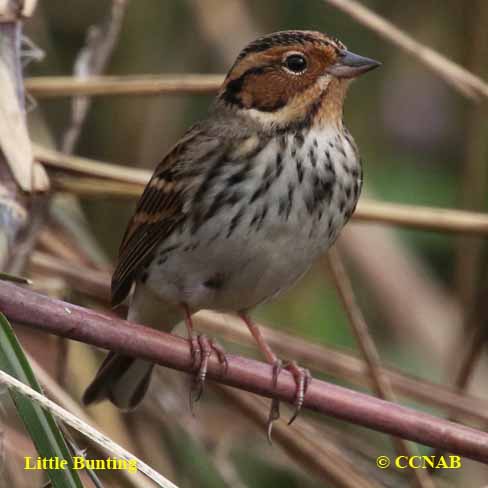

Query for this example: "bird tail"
[82,352,154,410]
[82,284,182,410]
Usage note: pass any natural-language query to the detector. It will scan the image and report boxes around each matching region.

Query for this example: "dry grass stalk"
[0,0,38,20]
[454,0,488,339]
[28,354,158,488]
[322,0,488,101]
[327,249,435,488]
[52,175,143,198]
[62,0,129,153]
[216,386,379,488]
[340,225,460,362]
[0,369,177,488]
[354,199,488,236]
[33,144,488,236]
[0,23,48,192]
[29,251,111,302]
[25,74,223,97]
[34,143,149,184]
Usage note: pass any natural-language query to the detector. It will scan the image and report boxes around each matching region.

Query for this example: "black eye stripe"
[220,65,273,107]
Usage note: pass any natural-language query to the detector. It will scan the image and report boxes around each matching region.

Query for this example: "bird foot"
[189,333,228,413]
[266,360,312,443]
[285,361,312,425]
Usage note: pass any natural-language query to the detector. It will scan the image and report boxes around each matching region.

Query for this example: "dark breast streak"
[186,126,360,256]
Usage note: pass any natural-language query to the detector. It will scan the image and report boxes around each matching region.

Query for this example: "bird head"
[217,30,380,130]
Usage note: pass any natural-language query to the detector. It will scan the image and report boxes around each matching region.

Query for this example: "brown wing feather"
[111,124,227,306]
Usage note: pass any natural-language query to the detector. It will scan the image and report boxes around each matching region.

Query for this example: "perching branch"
[27,250,488,424]
[196,311,488,425]
[2,280,488,464]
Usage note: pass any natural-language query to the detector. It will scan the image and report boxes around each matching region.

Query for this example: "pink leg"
[240,313,311,441]
[183,304,201,369]
[182,304,228,410]
[284,360,312,425]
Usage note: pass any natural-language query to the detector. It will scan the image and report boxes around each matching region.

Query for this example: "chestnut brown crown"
[218,30,380,127]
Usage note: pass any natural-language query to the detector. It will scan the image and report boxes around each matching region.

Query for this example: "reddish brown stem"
[1,281,488,463]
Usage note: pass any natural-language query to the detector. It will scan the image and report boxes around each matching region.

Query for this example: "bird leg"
[239,313,311,442]
[284,360,312,425]
[182,305,228,411]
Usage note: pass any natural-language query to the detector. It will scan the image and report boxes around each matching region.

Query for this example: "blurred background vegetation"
[3,0,488,487]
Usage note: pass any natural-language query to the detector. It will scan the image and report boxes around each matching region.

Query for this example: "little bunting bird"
[83,30,380,435]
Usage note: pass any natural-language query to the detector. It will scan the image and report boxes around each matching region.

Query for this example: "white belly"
[143,127,361,312]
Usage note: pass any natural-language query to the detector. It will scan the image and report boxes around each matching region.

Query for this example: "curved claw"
[191,334,211,406]
[189,333,201,370]
[266,397,281,444]
[239,314,312,436]
[209,338,229,376]
[265,359,284,443]
[272,359,283,388]
[189,380,203,415]
[286,362,312,426]
[188,334,229,414]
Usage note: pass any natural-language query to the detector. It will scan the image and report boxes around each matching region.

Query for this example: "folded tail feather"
[83,283,183,410]
[82,352,154,410]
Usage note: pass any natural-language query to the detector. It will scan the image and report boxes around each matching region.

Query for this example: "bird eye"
[284,53,307,74]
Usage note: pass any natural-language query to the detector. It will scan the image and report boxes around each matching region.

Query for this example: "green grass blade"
[0,271,32,285]
[0,313,84,488]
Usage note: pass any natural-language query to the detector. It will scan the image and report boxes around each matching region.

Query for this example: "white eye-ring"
[282,51,308,75]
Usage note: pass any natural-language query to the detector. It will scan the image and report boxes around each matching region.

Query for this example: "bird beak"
[326,49,381,79]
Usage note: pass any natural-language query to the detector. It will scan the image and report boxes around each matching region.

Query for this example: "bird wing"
[111,123,229,306]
